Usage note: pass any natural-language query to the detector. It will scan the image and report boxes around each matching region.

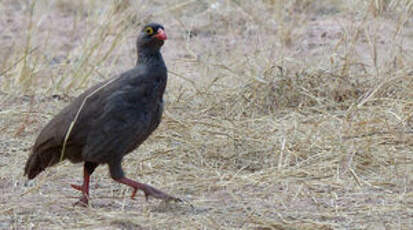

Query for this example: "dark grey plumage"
[24,23,178,205]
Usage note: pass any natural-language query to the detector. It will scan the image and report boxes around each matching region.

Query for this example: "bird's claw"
[71,184,83,191]
[141,185,180,202]
[128,185,180,202]
[73,196,89,207]
[130,188,137,200]
[117,178,180,202]
[71,184,90,207]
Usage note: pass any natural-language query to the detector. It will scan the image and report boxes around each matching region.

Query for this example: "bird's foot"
[133,183,181,202]
[71,183,90,207]
[73,196,89,207]
[116,177,181,202]
[71,183,84,191]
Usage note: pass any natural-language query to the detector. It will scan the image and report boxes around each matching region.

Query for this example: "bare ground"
[0,0,412,229]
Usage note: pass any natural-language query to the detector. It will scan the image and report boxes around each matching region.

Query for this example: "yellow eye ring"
[144,27,154,35]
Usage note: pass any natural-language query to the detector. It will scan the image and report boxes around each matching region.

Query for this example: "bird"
[24,23,180,206]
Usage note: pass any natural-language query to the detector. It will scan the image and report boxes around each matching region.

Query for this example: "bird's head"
[137,23,167,52]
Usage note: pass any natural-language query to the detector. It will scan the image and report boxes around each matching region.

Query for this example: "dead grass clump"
[207,66,366,118]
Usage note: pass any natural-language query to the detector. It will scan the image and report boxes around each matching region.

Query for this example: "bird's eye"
[144,27,154,35]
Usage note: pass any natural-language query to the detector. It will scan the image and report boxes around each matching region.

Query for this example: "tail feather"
[24,149,60,179]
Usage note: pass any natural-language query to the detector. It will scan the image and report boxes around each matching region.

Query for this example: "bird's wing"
[32,81,108,153]
[81,76,154,163]
[25,81,108,179]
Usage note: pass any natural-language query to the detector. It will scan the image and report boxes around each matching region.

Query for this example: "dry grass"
[0,0,412,229]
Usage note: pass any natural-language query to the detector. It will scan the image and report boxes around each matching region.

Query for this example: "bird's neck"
[136,49,164,66]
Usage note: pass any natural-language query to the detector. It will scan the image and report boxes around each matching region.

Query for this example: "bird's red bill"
[154,29,167,40]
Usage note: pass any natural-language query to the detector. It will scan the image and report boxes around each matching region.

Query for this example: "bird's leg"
[71,162,98,206]
[115,177,181,202]
[70,169,90,206]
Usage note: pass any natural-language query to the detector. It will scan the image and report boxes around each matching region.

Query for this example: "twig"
[0,47,39,77]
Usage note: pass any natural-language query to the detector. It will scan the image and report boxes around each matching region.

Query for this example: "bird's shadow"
[69,195,199,214]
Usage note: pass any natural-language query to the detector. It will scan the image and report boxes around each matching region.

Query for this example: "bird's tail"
[24,149,60,179]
